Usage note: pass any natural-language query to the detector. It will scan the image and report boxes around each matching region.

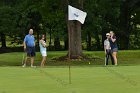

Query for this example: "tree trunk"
[1,33,6,48]
[36,29,40,47]
[48,28,52,50]
[119,1,130,49]
[118,0,140,49]
[68,20,82,58]
[95,31,101,50]
[64,37,68,50]
[54,37,61,51]
[66,0,84,58]
[102,28,108,50]
[87,32,91,51]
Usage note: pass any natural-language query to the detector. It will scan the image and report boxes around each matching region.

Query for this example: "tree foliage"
[0,0,140,50]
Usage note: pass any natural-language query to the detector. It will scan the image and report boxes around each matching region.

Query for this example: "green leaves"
[0,6,18,33]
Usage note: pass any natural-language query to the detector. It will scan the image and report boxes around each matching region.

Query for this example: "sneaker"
[22,64,26,67]
[31,65,36,68]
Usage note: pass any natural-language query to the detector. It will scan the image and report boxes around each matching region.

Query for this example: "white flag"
[68,5,87,24]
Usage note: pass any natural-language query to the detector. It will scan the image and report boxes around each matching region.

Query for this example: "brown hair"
[39,34,45,40]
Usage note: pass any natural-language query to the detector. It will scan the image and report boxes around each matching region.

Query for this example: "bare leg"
[41,56,46,67]
[112,52,117,65]
[22,56,29,67]
[31,57,34,66]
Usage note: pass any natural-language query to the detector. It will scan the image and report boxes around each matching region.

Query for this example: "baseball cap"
[106,33,110,36]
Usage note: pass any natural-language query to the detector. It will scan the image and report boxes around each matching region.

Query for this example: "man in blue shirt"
[22,29,36,67]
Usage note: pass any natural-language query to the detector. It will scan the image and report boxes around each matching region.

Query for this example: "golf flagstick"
[22,52,26,65]
[68,19,71,84]
[68,41,72,84]
[69,63,71,84]
[105,56,106,66]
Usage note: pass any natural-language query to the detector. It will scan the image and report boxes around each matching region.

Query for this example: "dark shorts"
[112,48,118,52]
[26,46,36,57]
[106,49,112,54]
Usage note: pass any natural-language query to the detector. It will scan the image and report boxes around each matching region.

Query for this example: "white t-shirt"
[104,39,111,49]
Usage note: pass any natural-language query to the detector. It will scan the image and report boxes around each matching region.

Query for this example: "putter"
[22,52,26,65]
[105,57,106,66]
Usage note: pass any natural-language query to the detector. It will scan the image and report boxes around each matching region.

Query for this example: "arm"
[104,45,107,54]
[110,36,116,43]
[23,36,27,51]
[34,36,35,46]
[40,40,47,48]
[104,41,106,54]
[23,42,26,50]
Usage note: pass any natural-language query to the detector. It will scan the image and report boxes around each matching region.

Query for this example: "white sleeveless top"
[39,40,46,52]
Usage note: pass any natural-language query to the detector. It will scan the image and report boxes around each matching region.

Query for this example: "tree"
[67,0,84,58]
[38,0,66,50]
[0,6,18,48]
[83,0,121,50]
[119,0,140,49]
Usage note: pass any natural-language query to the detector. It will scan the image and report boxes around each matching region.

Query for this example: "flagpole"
[69,62,71,84]
[68,5,71,83]
[68,19,71,84]
[68,21,70,59]
[68,5,87,84]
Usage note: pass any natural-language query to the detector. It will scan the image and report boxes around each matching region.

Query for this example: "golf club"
[22,52,26,65]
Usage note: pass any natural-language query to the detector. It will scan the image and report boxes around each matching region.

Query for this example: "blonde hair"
[110,31,114,35]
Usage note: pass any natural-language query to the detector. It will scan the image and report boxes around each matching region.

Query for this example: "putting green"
[0,65,139,93]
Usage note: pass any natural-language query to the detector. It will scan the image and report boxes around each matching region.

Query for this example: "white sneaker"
[22,64,26,67]
[31,65,36,68]
[115,64,118,66]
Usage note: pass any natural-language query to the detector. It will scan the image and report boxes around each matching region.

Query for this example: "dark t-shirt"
[109,35,118,49]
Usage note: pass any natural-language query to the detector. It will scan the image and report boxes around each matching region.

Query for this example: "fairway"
[0,66,139,93]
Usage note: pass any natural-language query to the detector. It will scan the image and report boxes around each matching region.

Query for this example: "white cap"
[106,33,110,36]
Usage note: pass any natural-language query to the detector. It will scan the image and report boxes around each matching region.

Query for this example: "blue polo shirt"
[24,34,35,47]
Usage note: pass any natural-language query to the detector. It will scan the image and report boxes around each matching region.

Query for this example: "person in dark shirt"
[109,31,118,65]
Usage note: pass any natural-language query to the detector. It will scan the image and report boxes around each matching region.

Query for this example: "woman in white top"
[39,34,47,67]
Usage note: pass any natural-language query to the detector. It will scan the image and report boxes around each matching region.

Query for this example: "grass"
[0,50,140,93]
[0,66,140,93]
[0,50,140,66]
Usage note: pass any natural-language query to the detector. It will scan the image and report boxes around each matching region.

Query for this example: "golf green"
[0,66,139,93]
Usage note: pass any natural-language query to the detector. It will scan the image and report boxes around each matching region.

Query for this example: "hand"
[105,51,106,55]
[24,47,26,52]
[110,35,113,39]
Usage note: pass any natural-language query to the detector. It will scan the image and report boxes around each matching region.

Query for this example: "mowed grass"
[0,50,140,93]
[0,66,140,93]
